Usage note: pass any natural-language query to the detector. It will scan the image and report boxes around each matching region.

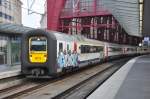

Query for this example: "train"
[21,29,150,78]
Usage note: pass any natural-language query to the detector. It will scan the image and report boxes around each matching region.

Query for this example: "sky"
[21,0,45,28]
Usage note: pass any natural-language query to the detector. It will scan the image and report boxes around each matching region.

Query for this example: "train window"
[80,45,104,53]
[80,45,85,53]
[96,46,104,52]
[109,47,122,52]
[80,45,88,53]
[59,43,63,51]
[30,37,47,51]
[127,48,136,51]
[85,45,90,53]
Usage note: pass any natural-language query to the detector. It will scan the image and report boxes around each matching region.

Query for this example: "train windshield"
[30,37,47,51]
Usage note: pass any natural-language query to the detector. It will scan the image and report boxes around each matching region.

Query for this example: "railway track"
[0,75,26,91]
[0,77,59,99]
[0,57,132,99]
[52,59,128,99]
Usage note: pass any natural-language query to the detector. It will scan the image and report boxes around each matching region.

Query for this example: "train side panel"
[21,29,149,78]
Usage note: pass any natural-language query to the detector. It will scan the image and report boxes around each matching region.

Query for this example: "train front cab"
[29,36,47,63]
[21,29,57,78]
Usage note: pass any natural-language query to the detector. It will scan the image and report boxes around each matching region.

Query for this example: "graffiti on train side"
[57,50,79,68]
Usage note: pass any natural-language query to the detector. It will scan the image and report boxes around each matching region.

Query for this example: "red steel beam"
[47,0,66,31]
[60,12,111,19]
[59,24,114,28]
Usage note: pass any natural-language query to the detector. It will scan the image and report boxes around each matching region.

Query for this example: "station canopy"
[101,0,143,37]
[0,23,32,34]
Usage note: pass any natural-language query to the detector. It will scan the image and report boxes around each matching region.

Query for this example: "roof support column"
[47,0,66,31]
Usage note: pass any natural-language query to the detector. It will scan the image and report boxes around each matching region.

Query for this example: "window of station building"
[4,14,9,20]
[10,36,21,65]
[3,1,7,8]
[0,35,21,66]
[8,2,11,10]
[0,0,11,10]
[8,16,12,20]
[0,11,13,21]
[4,14,7,19]
[0,35,8,65]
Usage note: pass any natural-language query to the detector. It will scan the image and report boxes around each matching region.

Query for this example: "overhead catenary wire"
[27,0,36,15]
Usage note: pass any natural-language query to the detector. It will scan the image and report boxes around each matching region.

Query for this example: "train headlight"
[30,57,32,60]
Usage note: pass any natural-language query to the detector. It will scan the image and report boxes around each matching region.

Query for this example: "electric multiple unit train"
[21,29,149,78]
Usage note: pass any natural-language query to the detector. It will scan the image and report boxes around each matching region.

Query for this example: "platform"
[87,55,150,99]
[0,65,21,79]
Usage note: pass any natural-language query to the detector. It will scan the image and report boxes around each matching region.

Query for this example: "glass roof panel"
[101,0,142,37]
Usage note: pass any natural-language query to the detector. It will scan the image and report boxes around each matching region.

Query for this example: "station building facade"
[0,0,23,66]
[0,0,22,24]
[0,35,21,66]
[0,23,32,66]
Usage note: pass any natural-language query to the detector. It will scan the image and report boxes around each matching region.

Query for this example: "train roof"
[47,30,99,43]
[26,29,137,48]
[0,23,33,35]
[45,30,138,47]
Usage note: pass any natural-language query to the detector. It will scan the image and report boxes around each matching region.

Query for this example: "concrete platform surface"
[0,65,21,79]
[87,55,150,99]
